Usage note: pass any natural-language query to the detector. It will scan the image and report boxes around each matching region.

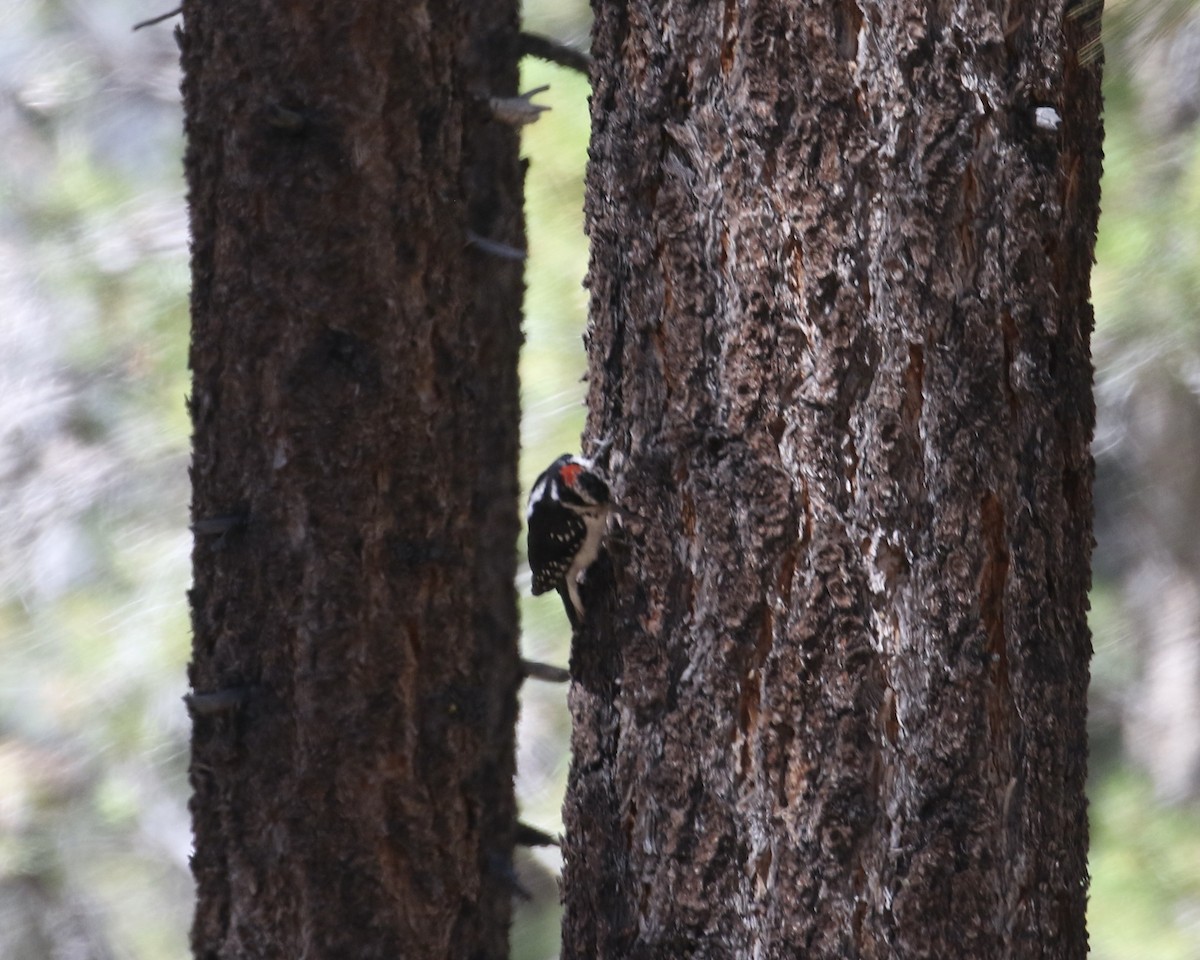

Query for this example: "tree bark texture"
[565,1,1101,958]
[182,3,523,958]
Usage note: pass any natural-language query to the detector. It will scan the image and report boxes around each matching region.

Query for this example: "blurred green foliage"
[1093,69,1200,341]
[1091,772,1200,959]
[510,8,592,953]
[1093,0,1200,347]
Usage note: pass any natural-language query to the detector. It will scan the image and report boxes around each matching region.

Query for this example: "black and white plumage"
[526,454,612,627]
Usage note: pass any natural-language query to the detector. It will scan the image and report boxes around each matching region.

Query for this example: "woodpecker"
[526,454,612,627]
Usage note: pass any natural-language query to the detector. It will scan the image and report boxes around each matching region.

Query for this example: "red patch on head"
[560,462,583,487]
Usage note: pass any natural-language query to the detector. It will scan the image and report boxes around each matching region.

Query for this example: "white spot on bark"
[1035,106,1062,131]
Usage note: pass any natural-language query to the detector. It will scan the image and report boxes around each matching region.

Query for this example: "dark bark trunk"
[564,1,1101,958]
[182,3,523,958]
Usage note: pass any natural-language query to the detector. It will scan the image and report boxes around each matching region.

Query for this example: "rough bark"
[564,1,1101,958]
[182,3,523,958]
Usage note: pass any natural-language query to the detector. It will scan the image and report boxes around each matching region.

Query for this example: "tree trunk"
[564,1,1101,957]
[182,3,523,958]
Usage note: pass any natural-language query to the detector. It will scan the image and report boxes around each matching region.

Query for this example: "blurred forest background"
[0,0,1197,957]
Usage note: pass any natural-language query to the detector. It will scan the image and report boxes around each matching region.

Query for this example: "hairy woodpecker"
[526,454,611,627]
